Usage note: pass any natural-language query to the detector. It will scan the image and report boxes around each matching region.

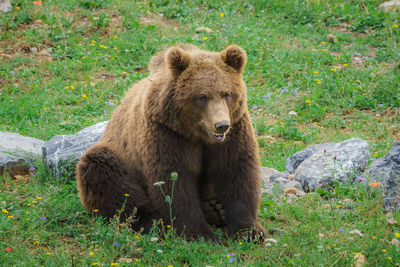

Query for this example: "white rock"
[288,111,298,116]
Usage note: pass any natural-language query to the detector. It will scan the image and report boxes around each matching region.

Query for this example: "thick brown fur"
[76,44,266,243]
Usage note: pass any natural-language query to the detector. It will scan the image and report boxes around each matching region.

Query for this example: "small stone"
[288,111,298,116]
[30,47,38,53]
[283,187,298,195]
[0,0,11,12]
[156,249,163,253]
[387,219,398,225]
[318,233,324,238]
[150,237,158,242]
[265,238,277,243]
[265,243,272,247]
[326,34,337,43]
[349,230,363,237]
[196,27,213,33]
[39,49,50,56]
[288,174,295,180]
[379,0,400,11]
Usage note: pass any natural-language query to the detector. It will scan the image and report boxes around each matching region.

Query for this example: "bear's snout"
[214,120,230,134]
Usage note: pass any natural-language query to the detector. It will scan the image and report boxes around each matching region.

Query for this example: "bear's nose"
[215,120,230,133]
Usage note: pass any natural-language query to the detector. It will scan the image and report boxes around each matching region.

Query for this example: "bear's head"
[148,45,248,144]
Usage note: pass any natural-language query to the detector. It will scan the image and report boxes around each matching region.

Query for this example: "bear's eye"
[199,95,208,103]
[224,93,231,100]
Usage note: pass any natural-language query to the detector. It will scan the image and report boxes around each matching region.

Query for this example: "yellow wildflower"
[313,71,319,74]
[343,64,348,67]
[16,6,21,10]
[372,236,376,239]
[135,258,140,262]
[92,263,100,266]
[111,263,118,266]
[311,48,316,52]
[388,257,392,260]
[46,252,51,255]
[27,203,31,206]
[315,79,322,84]
[382,249,387,252]
[34,241,40,245]
[392,24,398,29]
[305,100,311,103]
[70,85,75,90]
[8,216,14,219]
[395,233,400,238]
[82,94,87,98]
[36,197,42,200]
[90,252,94,257]
[219,13,224,17]
[93,209,99,212]
[32,200,38,204]
[202,37,208,41]
[2,209,8,214]
[124,193,130,197]
[321,41,326,45]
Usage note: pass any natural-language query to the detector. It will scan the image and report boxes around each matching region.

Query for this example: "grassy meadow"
[1,0,400,265]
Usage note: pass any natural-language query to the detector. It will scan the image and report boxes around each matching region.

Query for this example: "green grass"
[1,0,400,265]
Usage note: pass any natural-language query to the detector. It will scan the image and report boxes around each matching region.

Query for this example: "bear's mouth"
[208,130,226,142]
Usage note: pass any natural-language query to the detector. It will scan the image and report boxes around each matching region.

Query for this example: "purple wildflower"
[104,101,115,106]
[323,148,327,153]
[280,87,288,94]
[39,217,47,220]
[222,24,226,27]
[293,87,299,96]
[357,177,365,182]
[251,105,257,110]
[209,8,215,12]
[231,10,236,14]
[113,242,120,246]
[10,71,15,75]
[29,167,36,171]
[370,158,376,161]
[248,5,254,10]
[229,257,237,263]
[333,154,338,160]
[339,229,344,233]
[132,241,136,246]
[292,97,297,101]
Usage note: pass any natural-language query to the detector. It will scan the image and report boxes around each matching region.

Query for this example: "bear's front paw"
[233,223,266,244]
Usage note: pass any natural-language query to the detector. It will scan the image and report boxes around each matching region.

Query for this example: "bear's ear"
[220,45,247,73]
[166,47,191,77]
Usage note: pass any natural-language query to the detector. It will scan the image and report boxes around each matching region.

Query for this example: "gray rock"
[363,142,400,212]
[285,144,326,173]
[0,131,45,175]
[260,167,280,184]
[292,138,369,191]
[42,121,107,178]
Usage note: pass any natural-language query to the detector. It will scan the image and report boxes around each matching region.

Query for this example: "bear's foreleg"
[76,144,154,232]
[204,115,266,243]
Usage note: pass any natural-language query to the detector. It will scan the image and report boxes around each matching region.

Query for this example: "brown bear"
[76,44,266,243]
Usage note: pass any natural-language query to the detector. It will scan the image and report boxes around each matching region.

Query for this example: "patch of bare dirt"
[139,14,179,31]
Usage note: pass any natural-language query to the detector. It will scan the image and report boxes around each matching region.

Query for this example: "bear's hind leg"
[76,144,153,232]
